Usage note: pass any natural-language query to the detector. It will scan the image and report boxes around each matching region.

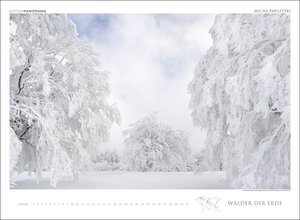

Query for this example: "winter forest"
[9,13,290,189]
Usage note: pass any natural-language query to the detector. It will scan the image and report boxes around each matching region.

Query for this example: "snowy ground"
[12,171,227,189]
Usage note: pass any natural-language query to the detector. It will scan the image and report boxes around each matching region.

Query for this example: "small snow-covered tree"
[94,150,121,171]
[123,113,192,172]
[10,14,120,187]
[188,14,290,189]
[193,149,208,173]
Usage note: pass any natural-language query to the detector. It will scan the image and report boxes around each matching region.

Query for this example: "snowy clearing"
[12,171,227,189]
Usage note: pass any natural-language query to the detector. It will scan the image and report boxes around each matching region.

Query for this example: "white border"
[1,1,299,219]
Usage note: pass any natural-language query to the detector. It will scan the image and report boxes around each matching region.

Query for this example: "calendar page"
[1,1,299,219]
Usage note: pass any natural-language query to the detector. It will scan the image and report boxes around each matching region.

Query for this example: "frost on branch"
[123,113,192,172]
[188,14,290,189]
[10,14,120,187]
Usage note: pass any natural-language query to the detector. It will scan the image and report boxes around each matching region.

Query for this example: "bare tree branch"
[17,54,32,95]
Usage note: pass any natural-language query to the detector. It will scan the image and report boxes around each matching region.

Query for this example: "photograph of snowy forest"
[9,13,290,189]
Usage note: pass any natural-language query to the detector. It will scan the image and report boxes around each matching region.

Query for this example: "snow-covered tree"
[123,113,192,172]
[10,14,120,187]
[188,14,290,189]
[94,150,121,171]
[193,149,208,173]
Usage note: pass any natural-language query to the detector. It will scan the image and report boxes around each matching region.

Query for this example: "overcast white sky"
[68,14,216,154]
